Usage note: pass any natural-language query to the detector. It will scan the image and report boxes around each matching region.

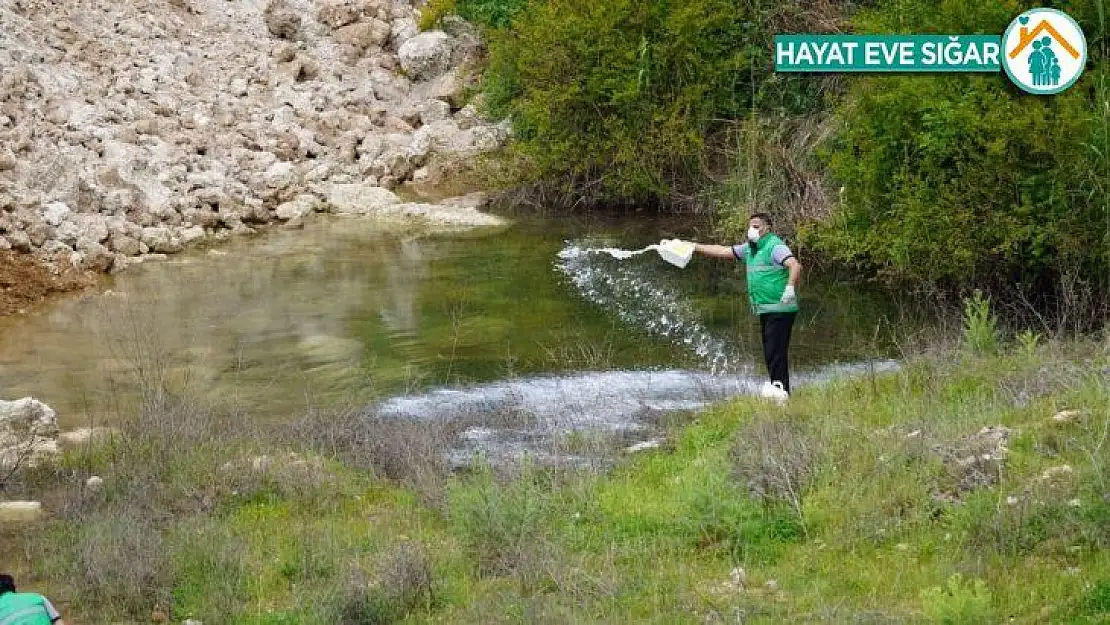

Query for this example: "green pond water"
[0,214,919,429]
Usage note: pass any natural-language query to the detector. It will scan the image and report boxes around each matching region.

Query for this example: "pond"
[0,213,917,459]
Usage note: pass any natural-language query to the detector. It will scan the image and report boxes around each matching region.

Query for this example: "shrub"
[715,115,839,241]
[332,543,436,624]
[683,481,805,565]
[287,407,457,506]
[448,465,554,575]
[1014,329,1042,359]
[170,521,249,621]
[730,416,826,510]
[457,0,528,29]
[482,0,816,207]
[421,0,528,30]
[962,291,1000,355]
[805,0,1110,315]
[920,574,996,625]
[47,514,172,619]
[418,0,456,30]
[1077,579,1110,617]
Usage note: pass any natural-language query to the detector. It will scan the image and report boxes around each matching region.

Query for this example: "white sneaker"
[760,381,789,405]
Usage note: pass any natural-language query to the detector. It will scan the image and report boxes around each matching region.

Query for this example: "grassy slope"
[4,339,1108,623]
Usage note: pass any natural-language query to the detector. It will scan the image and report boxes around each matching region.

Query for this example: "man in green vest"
[0,575,65,625]
[690,213,801,403]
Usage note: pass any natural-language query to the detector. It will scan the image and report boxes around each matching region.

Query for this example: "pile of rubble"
[0,0,509,273]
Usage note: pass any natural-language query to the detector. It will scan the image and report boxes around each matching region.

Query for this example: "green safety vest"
[0,592,53,625]
[743,233,799,315]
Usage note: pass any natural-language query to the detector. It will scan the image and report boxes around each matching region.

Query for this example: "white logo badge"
[1002,8,1087,95]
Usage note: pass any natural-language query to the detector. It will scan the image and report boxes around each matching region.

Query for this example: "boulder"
[357,134,386,161]
[27,223,51,248]
[441,14,482,64]
[140,227,182,253]
[370,148,416,180]
[1052,409,1084,424]
[71,243,115,272]
[7,231,32,252]
[273,42,297,63]
[624,439,664,453]
[263,161,297,189]
[390,17,419,50]
[183,206,220,228]
[0,398,60,469]
[74,215,109,244]
[378,194,502,227]
[418,99,452,125]
[180,225,207,244]
[409,119,473,160]
[240,199,272,224]
[440,191,489,210]
[0,501,43,523]
[335,19,391,50]
[264,0,302,40]
[398,31,453,81]
[42,240,74,256]
[194,186,229,207]
[42,201,71,227]
[55,220,82,246]
[410,68,467,108]
[369,67,411,102]
[59,427,120,450]
[108,233,142,255]
[317,0,362,28]
[324,183,400,214]
[453,102,483,130]
[275,194,320,220]
[229,78,249,97]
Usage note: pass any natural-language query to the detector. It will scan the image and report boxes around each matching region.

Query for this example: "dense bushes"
[803,0,1110,319]
[808,72,1105,281]
[479,0,820,207]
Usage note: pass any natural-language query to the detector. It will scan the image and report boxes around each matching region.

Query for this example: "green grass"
[3,337,1108,623]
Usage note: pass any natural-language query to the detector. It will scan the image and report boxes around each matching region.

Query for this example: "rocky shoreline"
[0,0,509,280]
[0,395,119,522]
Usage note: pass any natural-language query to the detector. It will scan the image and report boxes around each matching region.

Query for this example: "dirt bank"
[0,252,93,316]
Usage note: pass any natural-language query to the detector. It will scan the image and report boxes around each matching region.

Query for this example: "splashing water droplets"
[560,244,661,261]
[555,241,743,373]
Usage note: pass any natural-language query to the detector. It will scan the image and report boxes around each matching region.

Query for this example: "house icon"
[1009,19,1081,60]
[1001,9,1087,94]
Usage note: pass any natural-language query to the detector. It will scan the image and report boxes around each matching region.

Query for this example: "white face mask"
[747,226,761,243]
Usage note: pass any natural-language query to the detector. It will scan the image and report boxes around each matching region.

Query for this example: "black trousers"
[759,312,796,393]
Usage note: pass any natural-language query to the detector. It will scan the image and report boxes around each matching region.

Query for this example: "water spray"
[555,238,738,373]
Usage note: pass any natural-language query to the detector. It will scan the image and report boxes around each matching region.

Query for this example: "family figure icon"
[1029,38,1062,86]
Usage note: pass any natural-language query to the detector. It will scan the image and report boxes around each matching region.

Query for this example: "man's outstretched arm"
[784,256,801,286]
[692,243,738,260]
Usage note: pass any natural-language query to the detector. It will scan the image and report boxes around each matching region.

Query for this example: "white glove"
[780,285,797,304]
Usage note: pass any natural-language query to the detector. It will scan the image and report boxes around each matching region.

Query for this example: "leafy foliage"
[420,0,528,31]
[482,0,801,205]
[804,0,1110,310]
[962,290,1000,354]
